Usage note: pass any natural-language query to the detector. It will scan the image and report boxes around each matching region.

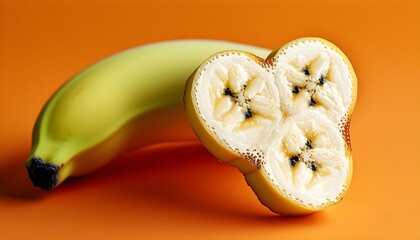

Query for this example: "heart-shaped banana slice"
[184,37,357,215]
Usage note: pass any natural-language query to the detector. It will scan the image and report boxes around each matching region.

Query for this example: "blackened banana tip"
[26,157,59,191]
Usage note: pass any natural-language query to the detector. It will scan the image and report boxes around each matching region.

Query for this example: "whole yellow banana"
[26,40,270,190]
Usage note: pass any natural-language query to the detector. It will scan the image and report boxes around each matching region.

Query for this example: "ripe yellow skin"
[26,40,271,190]
[184,37,357,216]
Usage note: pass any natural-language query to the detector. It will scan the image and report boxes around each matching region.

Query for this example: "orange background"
[0,0,419,239]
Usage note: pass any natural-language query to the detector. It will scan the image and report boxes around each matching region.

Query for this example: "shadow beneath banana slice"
[0,152,46,200]
[0,144,328,225]
[59,143,328,224]
[252,210,327,225]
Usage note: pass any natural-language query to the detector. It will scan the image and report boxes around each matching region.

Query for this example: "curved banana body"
[26,40,270,190]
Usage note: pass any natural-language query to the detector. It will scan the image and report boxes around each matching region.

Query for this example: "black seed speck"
[245,108,253,119]
[319,75,325,85]
[290,155,299,167]
[224,88,234,97]
[309,97,316,106]
[310,162,318,171]
[303,67,310,76]
[292,86,300,94]
[305,140,313,149]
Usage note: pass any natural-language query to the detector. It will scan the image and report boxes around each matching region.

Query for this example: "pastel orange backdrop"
[0,0,419,239]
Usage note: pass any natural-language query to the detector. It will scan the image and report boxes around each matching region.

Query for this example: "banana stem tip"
[26,157,59,191]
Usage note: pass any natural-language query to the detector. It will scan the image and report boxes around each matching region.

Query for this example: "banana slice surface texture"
[185,37,357,215]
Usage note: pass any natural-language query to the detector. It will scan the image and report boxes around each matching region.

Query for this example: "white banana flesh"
[186,38,357,215]
[264,110,349,208]
[194,53,281,155]
[275,40,354,124]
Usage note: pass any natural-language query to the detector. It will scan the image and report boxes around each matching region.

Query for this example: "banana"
[184,37,357,215]
[26,40,271,191]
